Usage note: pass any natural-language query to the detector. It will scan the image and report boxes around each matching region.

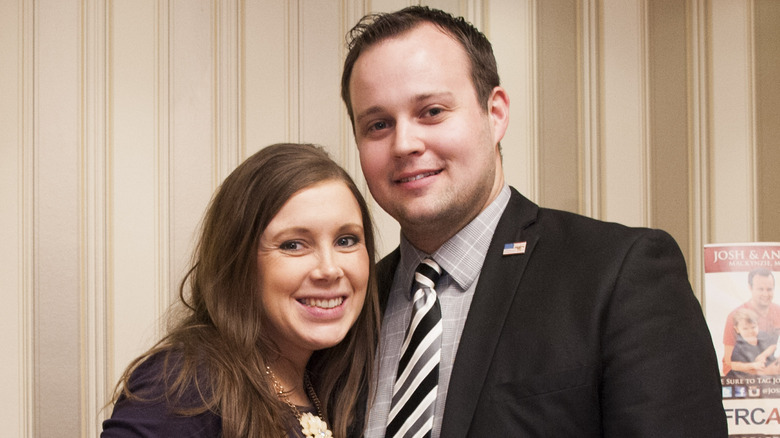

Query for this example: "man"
[341,6,727,437]
[723,268,779,375]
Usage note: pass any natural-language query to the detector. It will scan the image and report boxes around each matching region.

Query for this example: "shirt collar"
[398,185,511,298]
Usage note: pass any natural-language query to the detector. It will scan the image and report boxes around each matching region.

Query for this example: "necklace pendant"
[299,412,332,438]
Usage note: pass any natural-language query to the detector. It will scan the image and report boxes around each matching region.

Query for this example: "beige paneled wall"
[2,0,778,436]
[489,0,538,201]
[1,3,32,438]
[710,0,756,243]
[648,0,690,266]
[34,1,83,437]
[601,0,651,227]
[537,0,579,213]
[755,0,780,242]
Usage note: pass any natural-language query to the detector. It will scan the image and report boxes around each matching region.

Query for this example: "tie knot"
[414,258,442,290]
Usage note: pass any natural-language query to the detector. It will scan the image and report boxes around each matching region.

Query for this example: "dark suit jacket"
[373,188,727,437]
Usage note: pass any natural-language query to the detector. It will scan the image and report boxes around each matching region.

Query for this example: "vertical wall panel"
[579,0,602,218]
[709,0,756,243]
[300,1,343,158]
[244,0,289,151]
[601,0,649,227]
[155,0,174,333]
[109,0,162,384]
[35,0,82,436]
[537,0,579,213]
[489,0,538,203]
[755,0,780,242]
[215,0,241,178]
[647,0,690,261]
[82,0,109,433]
[169,0,215,314]
[0,0,32,436]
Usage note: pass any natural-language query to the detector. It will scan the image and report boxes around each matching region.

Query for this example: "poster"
[704,243,780,437]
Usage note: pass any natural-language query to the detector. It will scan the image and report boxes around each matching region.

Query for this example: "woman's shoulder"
[101,350,222,437]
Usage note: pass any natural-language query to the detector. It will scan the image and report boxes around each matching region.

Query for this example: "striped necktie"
[386,258,443,438]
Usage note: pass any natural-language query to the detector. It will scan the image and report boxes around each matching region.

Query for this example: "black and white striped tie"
[386,258,443,438]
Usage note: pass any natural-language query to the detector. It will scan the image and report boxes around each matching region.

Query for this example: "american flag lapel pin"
[503,241,527,256]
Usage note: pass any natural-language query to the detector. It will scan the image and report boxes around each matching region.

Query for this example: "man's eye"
[369,121,387,132]
[427,107,443,117]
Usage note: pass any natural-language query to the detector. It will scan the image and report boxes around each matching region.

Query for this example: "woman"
[102,143,380,437]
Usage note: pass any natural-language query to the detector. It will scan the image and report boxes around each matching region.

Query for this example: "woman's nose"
[312,250,344,280]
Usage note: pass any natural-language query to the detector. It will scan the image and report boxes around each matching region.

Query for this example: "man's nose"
[392,120,425,157]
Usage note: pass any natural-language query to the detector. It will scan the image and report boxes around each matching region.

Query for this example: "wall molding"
[687,0,710,300]
[747,0,759,241]
[21,1,35,435]
[525,0,540,204]
[287,0,301,142]
[155,0,172,357]
[80,0,111,434]
[579,0,601,219]
[639,0,652,227]
[215,0,241,180]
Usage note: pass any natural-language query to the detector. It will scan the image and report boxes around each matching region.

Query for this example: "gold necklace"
[265,365,333,438]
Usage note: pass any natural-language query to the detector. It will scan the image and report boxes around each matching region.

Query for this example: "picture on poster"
[704,243,780,437]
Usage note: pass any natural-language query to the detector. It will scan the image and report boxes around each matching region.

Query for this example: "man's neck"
[751,301,771,316]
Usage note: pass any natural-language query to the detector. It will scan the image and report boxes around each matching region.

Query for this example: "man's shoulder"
[530,205,670,254]
[505,187,655,237]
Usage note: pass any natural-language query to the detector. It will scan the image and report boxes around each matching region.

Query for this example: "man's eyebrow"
[414,91,454,102]
[355,106,385,125]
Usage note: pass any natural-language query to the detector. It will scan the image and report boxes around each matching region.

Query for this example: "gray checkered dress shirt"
[365,185,511,438]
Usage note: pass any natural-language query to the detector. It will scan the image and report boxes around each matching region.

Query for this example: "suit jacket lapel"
[376,247,400,313]
[440,188,540,438]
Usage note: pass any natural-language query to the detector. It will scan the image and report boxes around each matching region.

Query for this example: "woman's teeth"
[301,297,344,309]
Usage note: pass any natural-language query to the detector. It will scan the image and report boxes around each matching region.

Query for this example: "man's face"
[348,23,509,252]
[751,275,775,310]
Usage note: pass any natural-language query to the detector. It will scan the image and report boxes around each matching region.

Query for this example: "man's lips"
[396,169,442,184]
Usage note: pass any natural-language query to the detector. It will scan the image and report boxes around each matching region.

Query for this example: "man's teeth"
[302,297,344,309]
[399,171,439,183]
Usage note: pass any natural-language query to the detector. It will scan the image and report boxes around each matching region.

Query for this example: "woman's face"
[257,180,369,363]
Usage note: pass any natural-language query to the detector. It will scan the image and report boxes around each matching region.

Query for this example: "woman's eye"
[336,236,359,247]
[280,241,303,251]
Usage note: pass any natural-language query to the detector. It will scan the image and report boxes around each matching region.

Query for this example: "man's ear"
[488,86,510,143]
